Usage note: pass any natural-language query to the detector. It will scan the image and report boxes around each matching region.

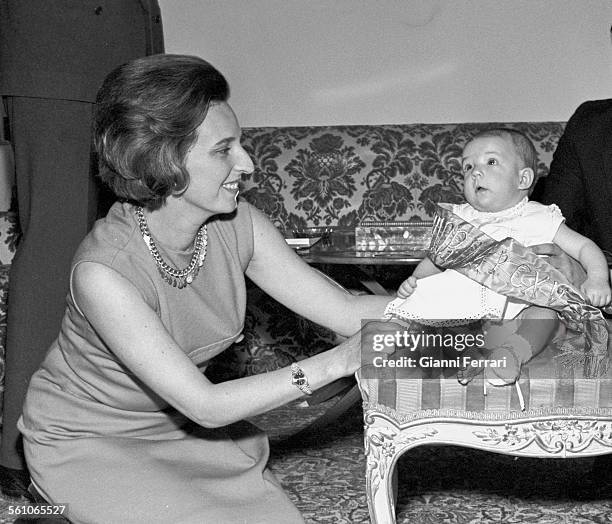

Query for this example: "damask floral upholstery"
[239,122,564,228]
[209,122,566,379]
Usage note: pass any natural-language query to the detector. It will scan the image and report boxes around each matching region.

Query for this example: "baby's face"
[461,136,527,213]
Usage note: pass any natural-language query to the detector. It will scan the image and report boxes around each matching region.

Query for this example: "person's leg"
[458,306,559,386]
[485,306,559,385]
[1,97,96,474]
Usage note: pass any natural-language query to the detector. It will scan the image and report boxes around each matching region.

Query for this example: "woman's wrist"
[333,336,361,377]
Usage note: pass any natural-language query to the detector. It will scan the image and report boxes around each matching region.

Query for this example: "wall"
[160,0,612,126]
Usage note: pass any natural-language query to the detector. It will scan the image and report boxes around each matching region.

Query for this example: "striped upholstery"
[359,345,612,421]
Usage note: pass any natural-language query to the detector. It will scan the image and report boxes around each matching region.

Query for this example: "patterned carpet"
[260,400,612,524]
[0,399,609,523]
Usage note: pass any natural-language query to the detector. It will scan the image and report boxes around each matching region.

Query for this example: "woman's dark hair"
[94,54,230,210]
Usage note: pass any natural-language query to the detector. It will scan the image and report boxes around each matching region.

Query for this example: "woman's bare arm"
[73,261,401,428]
[73,212,400,430]
[245,206,390,337]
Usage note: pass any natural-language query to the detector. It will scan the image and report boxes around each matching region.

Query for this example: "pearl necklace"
[135,206,208,289]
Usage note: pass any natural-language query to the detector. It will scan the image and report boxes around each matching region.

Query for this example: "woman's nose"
[235,146,254,175]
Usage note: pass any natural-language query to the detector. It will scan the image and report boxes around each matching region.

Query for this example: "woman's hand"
[336,319,404,375]
[530,243,587,287]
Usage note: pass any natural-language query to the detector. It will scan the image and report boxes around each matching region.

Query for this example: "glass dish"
[283,227,332,249]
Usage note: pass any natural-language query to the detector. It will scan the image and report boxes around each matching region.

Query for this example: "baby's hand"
[580,277,612,307]
[397,276,418,299]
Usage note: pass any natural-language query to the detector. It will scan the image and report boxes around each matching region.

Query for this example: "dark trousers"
[1,97,100,469]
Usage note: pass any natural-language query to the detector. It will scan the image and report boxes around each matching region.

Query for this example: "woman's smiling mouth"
[222,180,241,192]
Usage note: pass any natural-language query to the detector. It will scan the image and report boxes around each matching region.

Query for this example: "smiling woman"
[15,54,393,523]
[180,103,254,222]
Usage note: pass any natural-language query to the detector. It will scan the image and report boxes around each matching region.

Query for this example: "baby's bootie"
[484,333,532,386]
[457,332,532,410]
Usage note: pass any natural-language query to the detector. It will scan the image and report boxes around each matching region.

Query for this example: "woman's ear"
[518,167,534,190]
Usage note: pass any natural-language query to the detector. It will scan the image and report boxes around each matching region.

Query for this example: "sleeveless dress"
[18,201,304,524]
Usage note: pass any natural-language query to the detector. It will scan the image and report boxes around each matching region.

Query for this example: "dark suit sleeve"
[537,103,589,234]
[0,0,164,102]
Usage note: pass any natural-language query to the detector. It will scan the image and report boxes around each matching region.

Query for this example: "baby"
[386,128,611,387]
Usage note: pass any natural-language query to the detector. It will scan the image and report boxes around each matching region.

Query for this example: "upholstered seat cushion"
[358,345,612,422]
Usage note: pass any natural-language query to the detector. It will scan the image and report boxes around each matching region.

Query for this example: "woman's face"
[181,102,254,217]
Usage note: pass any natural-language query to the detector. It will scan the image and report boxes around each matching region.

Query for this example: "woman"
[17,54,392,523]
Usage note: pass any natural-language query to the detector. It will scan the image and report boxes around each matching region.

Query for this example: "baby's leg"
[457,306,559,386]
[485,305,559,385]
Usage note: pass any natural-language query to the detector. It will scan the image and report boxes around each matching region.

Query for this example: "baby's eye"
[487,158,497,165]
[462,163,472,173]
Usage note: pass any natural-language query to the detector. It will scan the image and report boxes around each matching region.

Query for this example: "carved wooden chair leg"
[364,423,403,524]
[391,466,398,512]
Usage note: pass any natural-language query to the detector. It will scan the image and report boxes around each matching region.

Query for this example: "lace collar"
[470,196,529,221]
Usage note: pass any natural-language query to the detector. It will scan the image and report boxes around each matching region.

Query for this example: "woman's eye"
[487,158,497,165]
[217,147,231,156]
[462,163,472,172]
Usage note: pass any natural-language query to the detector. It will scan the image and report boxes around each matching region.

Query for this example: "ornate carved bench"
[356,345,612,523]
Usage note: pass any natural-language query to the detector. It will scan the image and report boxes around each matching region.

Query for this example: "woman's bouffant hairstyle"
[94,54,229,210]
